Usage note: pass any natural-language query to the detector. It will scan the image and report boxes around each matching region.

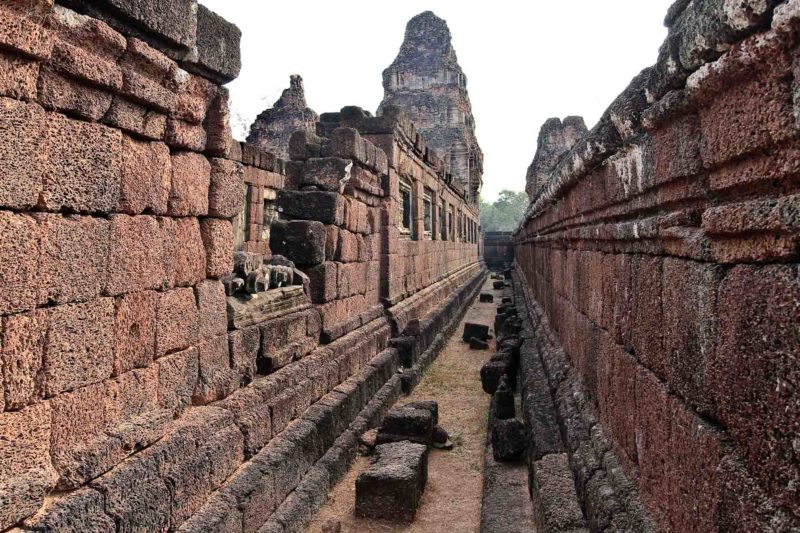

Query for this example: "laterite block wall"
[514,2,800,531]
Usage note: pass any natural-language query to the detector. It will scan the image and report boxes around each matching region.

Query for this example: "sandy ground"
[305,278,500,533]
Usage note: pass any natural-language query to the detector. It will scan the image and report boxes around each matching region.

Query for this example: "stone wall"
[483,232,514,269]
[0,2,485,531]
[514,1,800,531]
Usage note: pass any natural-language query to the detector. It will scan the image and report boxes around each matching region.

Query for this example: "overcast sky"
[200,0,674,201]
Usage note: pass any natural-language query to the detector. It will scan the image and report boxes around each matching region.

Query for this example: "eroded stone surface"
[247,75,318,160]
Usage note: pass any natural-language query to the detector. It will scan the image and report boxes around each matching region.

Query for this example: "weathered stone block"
[0,402,58,530]
[49,382,113,488]
[196,279,227,339]
[169,151,211,216]
[530,453,587,532]
[161,216,207,288]
[270,220,326,266]
[22,486,116,533]
[113,290,157,376]
[335,229,359,262]
[355,442,428,522]
[195,4,242,83]
[119,135,171,215]
[37,214,109,306]
[277,190,344,225]
[156,347,198,415]
[208,158,244,218]
[106,214,165,296]
[491,419,525,461]
[0,211,39,314]
[90,451,171,533]
[699,76,794,168]
[228,327,260,384]
[166,118,207,151]
[0,98,46,210]
[156,287,199,357]
[376,406,433,446]
[42,111,122,213]
[481,360,508,395]
[44,298,114,397]
[462,322,489,342]
[711,264,800,514]
[469,337,489,350]
[104,96,166,140]
[479,293,494,302]
[1,310,46,409]
[0,51,39,101]
[301,158,352,192]
[194,334,239,405]
[200,218,234,278]
[37,66,113,120]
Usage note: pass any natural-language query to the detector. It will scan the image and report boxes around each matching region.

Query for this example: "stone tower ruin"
[247,74,318,160]
[379,11,484,206]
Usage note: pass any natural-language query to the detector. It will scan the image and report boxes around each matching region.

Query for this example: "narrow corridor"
[305,278,501,533]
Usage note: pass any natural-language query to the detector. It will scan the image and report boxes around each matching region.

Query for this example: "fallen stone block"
[404,400,438,426]
[481,360,508,394]
[469,337,489,350]
[502,297,513,304]
[492,419,526,462]
[492,280,505,290]
[491,377,515,420]
[479,293,494,303]
[376,406,433,446]
[462,322,489,342]
[355,442,428,521]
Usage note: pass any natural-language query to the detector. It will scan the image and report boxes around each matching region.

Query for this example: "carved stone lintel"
[227,285,310,330]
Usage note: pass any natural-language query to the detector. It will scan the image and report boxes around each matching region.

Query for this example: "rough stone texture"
[375,405,433,446]
[43,299,115,397]
[525,116,587,201]
[531,453,587,532]
[113,290,158,376]
[247,75,318,160]
[379,11,483,204]
[355,441,428,522]
[155,288,199,357]
[119,136,171,215]
[0,403,58,530]
[513,1,800,529]
[0,5,485,530]
[170,151,211,216]
[195,4,242,83]
[491,419,526,462]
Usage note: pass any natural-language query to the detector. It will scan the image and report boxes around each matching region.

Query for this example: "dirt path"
[305,278,499,533]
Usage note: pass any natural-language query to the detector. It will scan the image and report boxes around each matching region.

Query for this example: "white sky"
[200,0,674,201]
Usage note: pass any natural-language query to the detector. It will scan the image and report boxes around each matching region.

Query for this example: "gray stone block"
[355,442,428,521]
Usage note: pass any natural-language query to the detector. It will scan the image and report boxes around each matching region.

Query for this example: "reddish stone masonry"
[0,1,485,531]
[515,1,800,531]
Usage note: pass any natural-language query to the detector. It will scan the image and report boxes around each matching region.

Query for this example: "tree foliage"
[480,190,528,232]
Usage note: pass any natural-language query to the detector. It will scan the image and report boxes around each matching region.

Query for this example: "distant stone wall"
[514,1,800,531]
[0,1,485,531]
[483,232,514,269]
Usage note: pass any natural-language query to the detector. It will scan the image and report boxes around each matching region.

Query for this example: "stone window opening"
[423,190,433,239]
[398,180,413,238]
[261,195,278,243]
[440,202,447,241]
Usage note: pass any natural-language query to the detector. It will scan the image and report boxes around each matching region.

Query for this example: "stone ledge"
[511,268,658,533]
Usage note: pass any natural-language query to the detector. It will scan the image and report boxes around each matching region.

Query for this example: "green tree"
[480,190,528,232]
